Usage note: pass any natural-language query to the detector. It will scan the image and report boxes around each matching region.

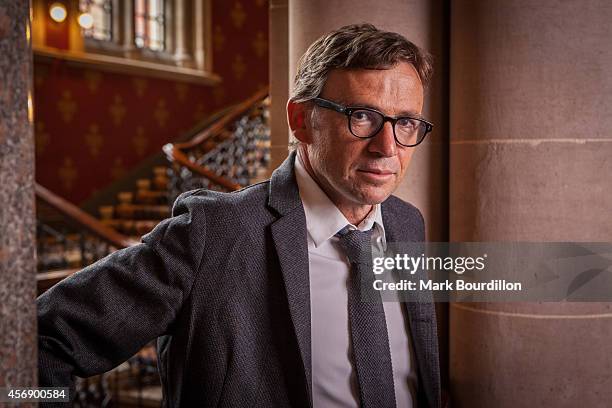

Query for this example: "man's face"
[302,62,425,212]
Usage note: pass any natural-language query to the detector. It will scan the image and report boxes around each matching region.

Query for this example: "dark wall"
[34,0,269,204]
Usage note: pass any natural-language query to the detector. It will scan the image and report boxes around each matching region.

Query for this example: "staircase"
[98,167,171,240]
[89,88,271,243]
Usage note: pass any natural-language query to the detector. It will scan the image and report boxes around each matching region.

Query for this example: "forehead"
[321,62,424,115]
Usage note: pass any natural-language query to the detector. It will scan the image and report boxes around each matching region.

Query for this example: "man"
[38,24,440,407]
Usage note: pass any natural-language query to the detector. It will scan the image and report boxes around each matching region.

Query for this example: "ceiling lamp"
[78,12,94,29]
[49,3,67,23]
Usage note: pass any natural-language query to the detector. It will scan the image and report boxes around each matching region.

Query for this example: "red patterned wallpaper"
[34,0,269,204]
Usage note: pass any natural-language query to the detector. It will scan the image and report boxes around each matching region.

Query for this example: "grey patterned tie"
[336,227,397,408]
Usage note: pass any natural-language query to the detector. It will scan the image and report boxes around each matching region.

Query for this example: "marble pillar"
[450,0,612,406]
[0,0,37,390]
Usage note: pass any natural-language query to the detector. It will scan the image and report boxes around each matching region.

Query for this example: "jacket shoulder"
[171,181,271,217]
[384,195,424,221]
[382,195,426,241]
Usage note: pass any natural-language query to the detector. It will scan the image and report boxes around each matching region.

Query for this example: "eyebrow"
[344,101,424,120]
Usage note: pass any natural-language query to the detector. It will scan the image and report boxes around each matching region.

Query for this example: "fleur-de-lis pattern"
[231,2,246,29]
[252,31,267,58]
[154,99,169,127]
[133,126,148,157]
[109,95,127,126]
[214,25,225,52]
[58,157,77,191]
[58,91,77,123]
[34,0,269,204]
[111,157,126,180]
[232,54,246,80]
[85,124,104,157]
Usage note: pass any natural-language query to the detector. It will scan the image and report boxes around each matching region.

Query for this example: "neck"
[296,148,373,225]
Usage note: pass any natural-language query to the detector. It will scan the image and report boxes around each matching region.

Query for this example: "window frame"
[80,0,210,71]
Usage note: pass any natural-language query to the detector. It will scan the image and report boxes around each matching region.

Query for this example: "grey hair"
[290,23,433,103]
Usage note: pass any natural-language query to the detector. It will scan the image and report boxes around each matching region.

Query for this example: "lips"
[359,168,395,175]
[356,168,397,183]
[357,166,397,175]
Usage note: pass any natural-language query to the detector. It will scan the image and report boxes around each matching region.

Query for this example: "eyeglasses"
[312,97,433,147]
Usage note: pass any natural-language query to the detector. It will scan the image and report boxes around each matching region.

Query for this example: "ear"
[287,100,311,144]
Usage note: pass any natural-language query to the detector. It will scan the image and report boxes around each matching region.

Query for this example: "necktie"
[336,228,397,408]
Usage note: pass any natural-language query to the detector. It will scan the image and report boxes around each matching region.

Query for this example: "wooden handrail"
[35,183,135,249]
[162,146,242,191]
[163,87,269,191]
[172,87,268,151]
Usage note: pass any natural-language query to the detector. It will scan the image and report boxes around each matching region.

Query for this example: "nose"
[367,121,397,157]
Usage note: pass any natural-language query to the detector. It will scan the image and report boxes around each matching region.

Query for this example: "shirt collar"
[294,151,386,248]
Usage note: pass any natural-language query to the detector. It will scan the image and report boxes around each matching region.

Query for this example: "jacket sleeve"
[37,191,207,398]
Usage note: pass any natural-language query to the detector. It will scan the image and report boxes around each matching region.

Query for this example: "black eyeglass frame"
[312,97,433,147]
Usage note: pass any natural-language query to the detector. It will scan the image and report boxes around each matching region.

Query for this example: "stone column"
[449,1,612,406]
[269,0,290,171]
[0,0,37,389]
[122,0,135,56]
[173,0,189,65]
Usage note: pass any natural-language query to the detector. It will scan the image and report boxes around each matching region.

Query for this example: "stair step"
[118,191,134,204]
[136,178,151,190]
[117,386,162,407]
[114,204,170,220]
[151,177,169,191]
[153,166,168,177]
[102,219,160,236]
[134,189,168,205]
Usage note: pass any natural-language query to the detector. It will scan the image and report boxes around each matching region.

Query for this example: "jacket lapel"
[382,201,441,408]
[268,152,313,407]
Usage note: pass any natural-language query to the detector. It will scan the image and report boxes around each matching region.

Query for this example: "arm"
[37,191,206,398]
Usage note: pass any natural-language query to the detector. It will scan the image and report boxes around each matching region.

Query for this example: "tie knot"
[336,228,374,265]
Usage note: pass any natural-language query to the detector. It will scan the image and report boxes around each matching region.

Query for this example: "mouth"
[357,168,396,181]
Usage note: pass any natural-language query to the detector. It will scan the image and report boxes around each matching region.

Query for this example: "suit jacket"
[38,152,441,407]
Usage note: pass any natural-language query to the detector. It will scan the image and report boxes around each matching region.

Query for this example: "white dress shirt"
[294,153,418,407]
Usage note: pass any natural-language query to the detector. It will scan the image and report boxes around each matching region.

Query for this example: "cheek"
[398,149,415,173]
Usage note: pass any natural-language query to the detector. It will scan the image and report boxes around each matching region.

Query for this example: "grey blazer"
[38,152,441,407]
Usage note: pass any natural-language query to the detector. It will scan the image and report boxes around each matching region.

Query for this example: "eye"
[351,110,377,123]
[396,117,419,130]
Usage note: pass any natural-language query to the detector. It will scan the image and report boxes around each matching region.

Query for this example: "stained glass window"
[134,0,166,51]
[79,0,113,41]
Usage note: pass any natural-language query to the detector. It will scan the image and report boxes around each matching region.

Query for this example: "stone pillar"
[449,1,612,406]
[173,0,189,65]
[269,0,290,171]
[0,0,37,389]
[288,0,450,393]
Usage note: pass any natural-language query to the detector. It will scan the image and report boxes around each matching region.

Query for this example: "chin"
[352,188,393,205]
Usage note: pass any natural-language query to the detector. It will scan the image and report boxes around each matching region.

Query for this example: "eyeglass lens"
[349,109,426,146]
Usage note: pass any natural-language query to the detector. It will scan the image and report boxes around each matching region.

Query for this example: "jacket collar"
[268,150,302,216]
